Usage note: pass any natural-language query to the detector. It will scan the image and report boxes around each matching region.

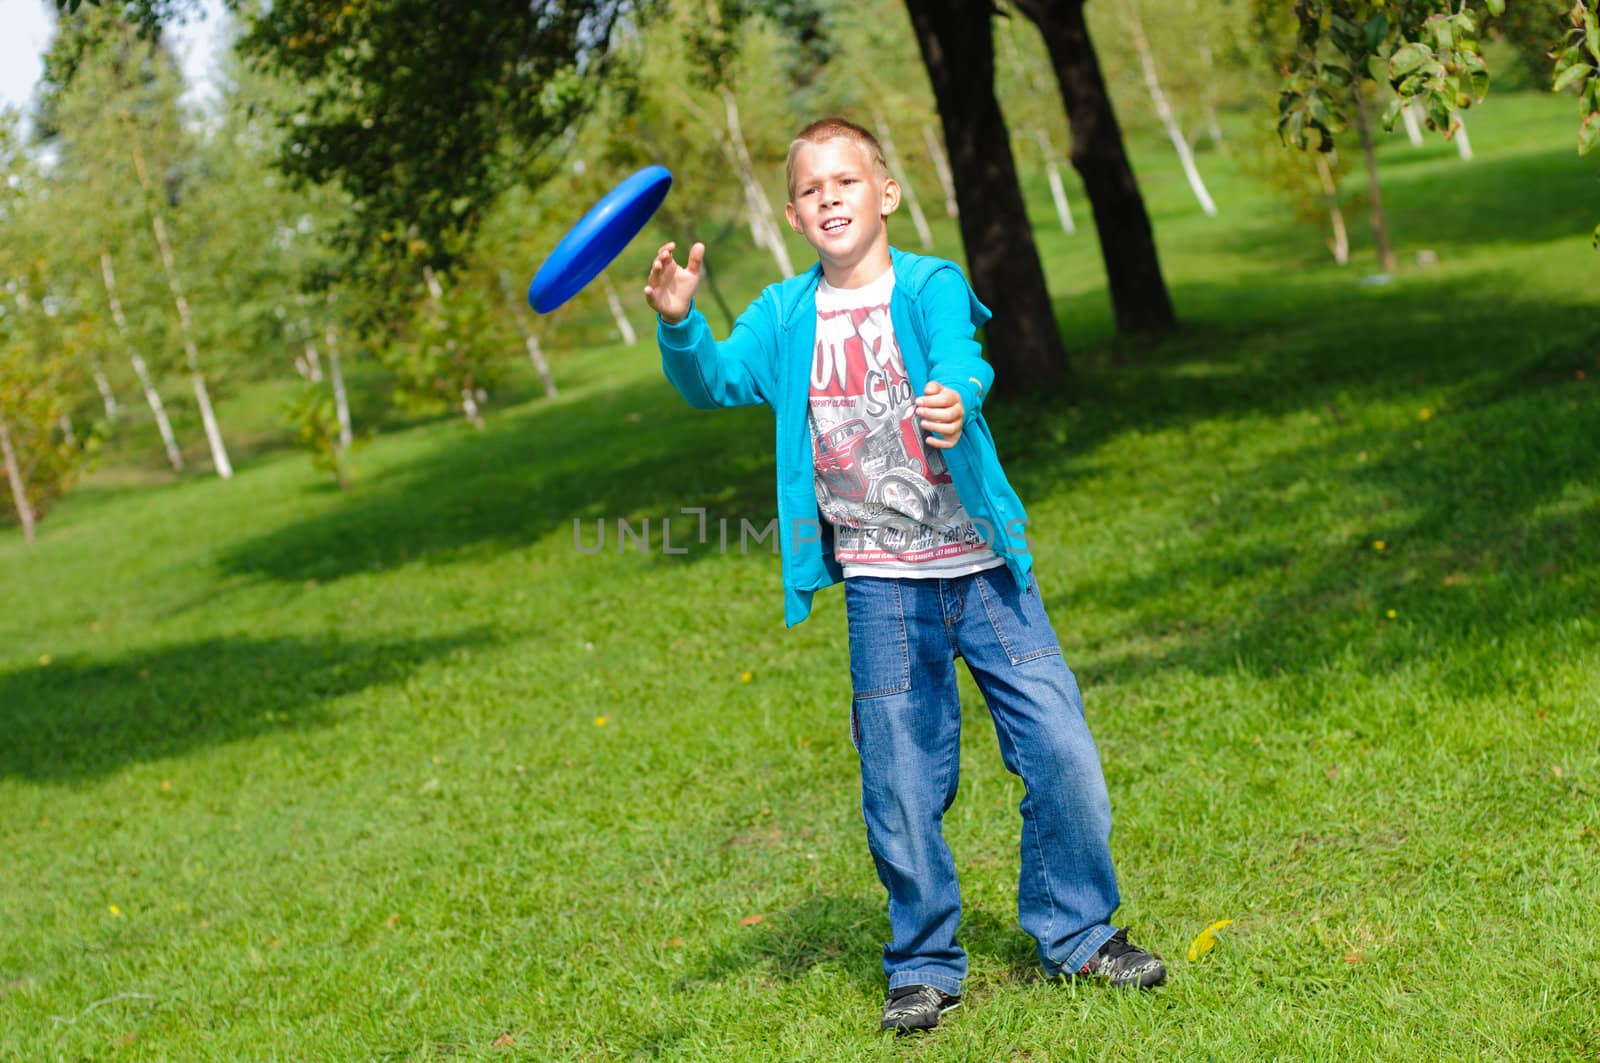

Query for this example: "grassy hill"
[2,91,1597,1060]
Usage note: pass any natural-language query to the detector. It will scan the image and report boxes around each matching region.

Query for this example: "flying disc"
[527,165,673,314]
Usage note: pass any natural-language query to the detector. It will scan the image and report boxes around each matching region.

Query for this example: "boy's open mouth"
[821,217,850,233]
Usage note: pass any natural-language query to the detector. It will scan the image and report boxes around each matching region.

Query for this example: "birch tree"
[1124,3,1219,216]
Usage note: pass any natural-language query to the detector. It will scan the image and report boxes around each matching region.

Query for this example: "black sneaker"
[880,984,961,1033]
[1074,929,1166,988]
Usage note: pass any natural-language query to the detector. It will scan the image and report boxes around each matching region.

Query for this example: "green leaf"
[1591,222,1599,250]
[1426,90,1453,131]
[1381,96,1405,132]
[1390,42,1431,78]
[1580,112,1600,156]
[1554,62,1591,94]
[1363,12,1389,52]
[1485,0,1505,15]
[1587,9,1600,64]
[1367,54,1389,82]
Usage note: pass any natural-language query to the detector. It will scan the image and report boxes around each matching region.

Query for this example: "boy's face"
[785,138,900,283]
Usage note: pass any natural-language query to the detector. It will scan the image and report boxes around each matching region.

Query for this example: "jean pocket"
[975,569,1062,666]
[845,579,912,700]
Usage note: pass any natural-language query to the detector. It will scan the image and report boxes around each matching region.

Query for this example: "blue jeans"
[844,566,1120,995]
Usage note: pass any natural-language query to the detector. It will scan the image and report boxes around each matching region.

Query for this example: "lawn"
[2,91,1598,1060]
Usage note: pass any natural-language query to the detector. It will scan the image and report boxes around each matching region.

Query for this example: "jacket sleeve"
[656,299,774,410]
[919,266,994,425]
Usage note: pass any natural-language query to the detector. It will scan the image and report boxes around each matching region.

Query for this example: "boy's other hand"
[644,241,704,325]
[916,382,964,449]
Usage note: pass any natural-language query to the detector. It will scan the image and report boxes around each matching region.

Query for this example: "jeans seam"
[850,579,912,699]
[976,570,1060,666]
[989,705,1058,952]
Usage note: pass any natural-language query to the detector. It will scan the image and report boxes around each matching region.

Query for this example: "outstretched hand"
[643,241,705,325]
[916,382,964,449]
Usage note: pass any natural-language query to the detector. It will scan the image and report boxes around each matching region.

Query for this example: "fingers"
[915,382,963,449]
[643,243,680,308]
[686,241,706,273]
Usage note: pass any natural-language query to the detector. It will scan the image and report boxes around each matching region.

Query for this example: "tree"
[902,0,1069,389]
[1273,4,1473,272]
[1009,0,1179,333]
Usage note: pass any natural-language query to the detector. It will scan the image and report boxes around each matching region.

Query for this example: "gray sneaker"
[880,984,961,1033]
[1074,929,1167,988]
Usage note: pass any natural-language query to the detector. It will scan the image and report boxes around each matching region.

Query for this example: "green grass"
[3,91,1599,1060]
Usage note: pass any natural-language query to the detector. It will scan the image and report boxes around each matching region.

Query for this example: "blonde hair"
[785,117,890,200]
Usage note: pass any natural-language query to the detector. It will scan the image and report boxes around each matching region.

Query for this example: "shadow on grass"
[0,631,482,782]
[217,376,777,584]
[628,898,1043,1051]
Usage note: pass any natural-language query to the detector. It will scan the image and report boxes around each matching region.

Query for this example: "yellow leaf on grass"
[1186,919,1233,962]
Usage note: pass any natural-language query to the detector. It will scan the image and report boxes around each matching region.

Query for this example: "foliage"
[1276,0,1496,152]
[1550,0,1600,244]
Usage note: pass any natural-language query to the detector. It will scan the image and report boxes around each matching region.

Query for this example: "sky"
[0,0,226,125]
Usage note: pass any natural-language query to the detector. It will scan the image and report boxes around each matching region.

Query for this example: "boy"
[643,117,1164,1034]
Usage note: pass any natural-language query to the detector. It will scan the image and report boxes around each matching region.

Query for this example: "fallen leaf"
[385,913,401,929]
[668,937,686,947]
[492,1033,516,1048]
[1186,919,1232,962]
[1551,764,1565,780]
[160,780,172,793]
[739,914,765,926]
[1344,950,1365,964]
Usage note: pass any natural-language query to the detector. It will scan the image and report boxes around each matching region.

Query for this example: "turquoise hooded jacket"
[657,248,1034,627]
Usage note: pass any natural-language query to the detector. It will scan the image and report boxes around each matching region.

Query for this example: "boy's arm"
[646,240,772,409]
[919,266,994,426]
[657,305,772,409]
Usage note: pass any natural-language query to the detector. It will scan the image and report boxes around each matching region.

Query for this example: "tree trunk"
[423,265,483,428]
[599,272,639,346]
[1013,0,1177,334]
[1035,128,1077,235]
[497,269,559,398]
[1001,24,1077,235]
[100,250,183,471]
[721,89,794,278]
[921,123,960,217]
[871,110,936,250]
[92,365,118,420]
[1315,154,1350,266]
[324,324,353,451]
[1451,111,1473,160]
[1351,87,1398,274]
[1401,100,1425,146]
[0,415,37,544]
[1127,8,1217,217]
[903,0,1067,388]
[127,134,233,479]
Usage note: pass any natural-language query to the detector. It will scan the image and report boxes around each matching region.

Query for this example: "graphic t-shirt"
[807,268,1001,579]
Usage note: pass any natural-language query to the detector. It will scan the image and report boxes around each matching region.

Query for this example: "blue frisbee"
[527,165,673,314]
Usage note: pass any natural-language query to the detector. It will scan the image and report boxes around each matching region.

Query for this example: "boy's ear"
[881,178,902,217]
[785,201,802,234]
